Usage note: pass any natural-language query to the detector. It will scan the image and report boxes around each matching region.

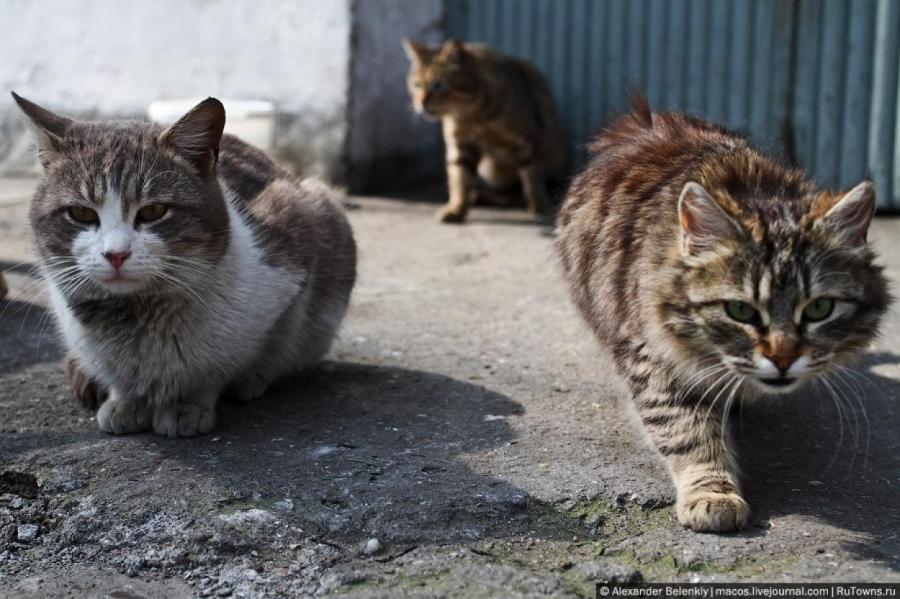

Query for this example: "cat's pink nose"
[104,250,131,270]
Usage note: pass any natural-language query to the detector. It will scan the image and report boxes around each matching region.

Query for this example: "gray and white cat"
[14,93,357,438]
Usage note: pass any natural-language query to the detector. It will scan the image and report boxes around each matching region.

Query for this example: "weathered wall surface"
[346,0,445,192]
[0,0,352,180]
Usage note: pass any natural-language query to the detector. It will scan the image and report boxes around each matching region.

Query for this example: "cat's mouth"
[754,376,799,393]
[759,377,796,387]
[97,273,146,294]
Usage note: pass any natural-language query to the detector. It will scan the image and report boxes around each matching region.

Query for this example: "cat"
[0,273,6,300]
[555,96,890,532]
[13,93,357,438]
[403,39,565,223]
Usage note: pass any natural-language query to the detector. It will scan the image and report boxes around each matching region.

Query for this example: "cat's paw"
[232,375,270,403]
[677,491,750,532]
[152,402,217,438]
[96,395,152,435]
[437,205,467,223]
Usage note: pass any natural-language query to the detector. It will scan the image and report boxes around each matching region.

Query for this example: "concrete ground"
[0,176,897,598]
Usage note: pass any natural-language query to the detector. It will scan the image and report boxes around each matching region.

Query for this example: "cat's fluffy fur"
[14,93,356,438]
[403,39,564,223]
[556,97,890,532]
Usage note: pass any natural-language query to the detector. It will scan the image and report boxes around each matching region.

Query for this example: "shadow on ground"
[150,361,540,545]
[738,352,900,571]
[0,295,60,376]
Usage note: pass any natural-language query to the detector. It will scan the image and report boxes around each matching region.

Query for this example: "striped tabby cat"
[556,98,890,532]
[403,39,564,223]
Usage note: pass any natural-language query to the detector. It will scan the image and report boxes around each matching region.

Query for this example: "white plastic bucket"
[147,99,276,153]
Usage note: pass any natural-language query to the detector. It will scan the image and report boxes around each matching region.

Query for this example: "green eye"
[67,205,99,224]
[803,298,835,322]
[136,203,168,223]
[725,300,758,323]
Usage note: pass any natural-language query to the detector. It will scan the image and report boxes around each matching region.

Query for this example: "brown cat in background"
[403,39,564,223]
[0,274,6,300]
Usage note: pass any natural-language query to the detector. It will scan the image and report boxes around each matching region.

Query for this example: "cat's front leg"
[634,378,749,532]
[440,122,478,223]
[440,162,474,223]
[96,389,152,435]
[151,392,218,438]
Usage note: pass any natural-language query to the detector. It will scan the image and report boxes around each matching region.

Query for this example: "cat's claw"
[152,403,217,438]
[677,491,750,533]
[96,396,152,435]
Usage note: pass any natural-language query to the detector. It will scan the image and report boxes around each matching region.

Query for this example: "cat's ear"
[402,39,433,65]
[819,181,876,246]
[439,39,468,63]
[159,97,225,176]
[11,92,75,169]
[678,182,743,254]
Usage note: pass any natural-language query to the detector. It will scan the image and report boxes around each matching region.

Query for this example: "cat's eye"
[67,205,99,224]
[803,298,835,322]
[136,203,168,223]
[724,300,758,323]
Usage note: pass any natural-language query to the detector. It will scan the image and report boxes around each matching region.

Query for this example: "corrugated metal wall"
[444,0,900,210]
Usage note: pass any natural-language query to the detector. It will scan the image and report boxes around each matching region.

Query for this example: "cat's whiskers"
[829,368,871,469]
[818,373,858,472]
[824,372,862,455]
[141,169,178,192]
[150,269,211,309]
[676,362,729,403]
[812,378,846,476]
[158,261,219,293]
[140,147,163,193]
[699,373,739,430]
[719,377,745,443]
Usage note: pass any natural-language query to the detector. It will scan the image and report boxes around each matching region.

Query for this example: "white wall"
[0,0,352,179]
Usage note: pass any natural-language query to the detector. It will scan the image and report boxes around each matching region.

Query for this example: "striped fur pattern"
[403,39,564,222]
[556,99,890,532]
[14,94,356,438]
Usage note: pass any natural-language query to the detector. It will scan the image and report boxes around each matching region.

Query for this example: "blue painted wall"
[445,0,900,210]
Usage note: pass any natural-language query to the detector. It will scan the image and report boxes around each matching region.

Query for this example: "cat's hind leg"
[518,163,550,216]
[633,375,749,532]
[65,354,108,411]
[477,157,518,189]
[230,290,345,402]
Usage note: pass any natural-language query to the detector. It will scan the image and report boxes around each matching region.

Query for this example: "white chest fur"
[49,196,303,401]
